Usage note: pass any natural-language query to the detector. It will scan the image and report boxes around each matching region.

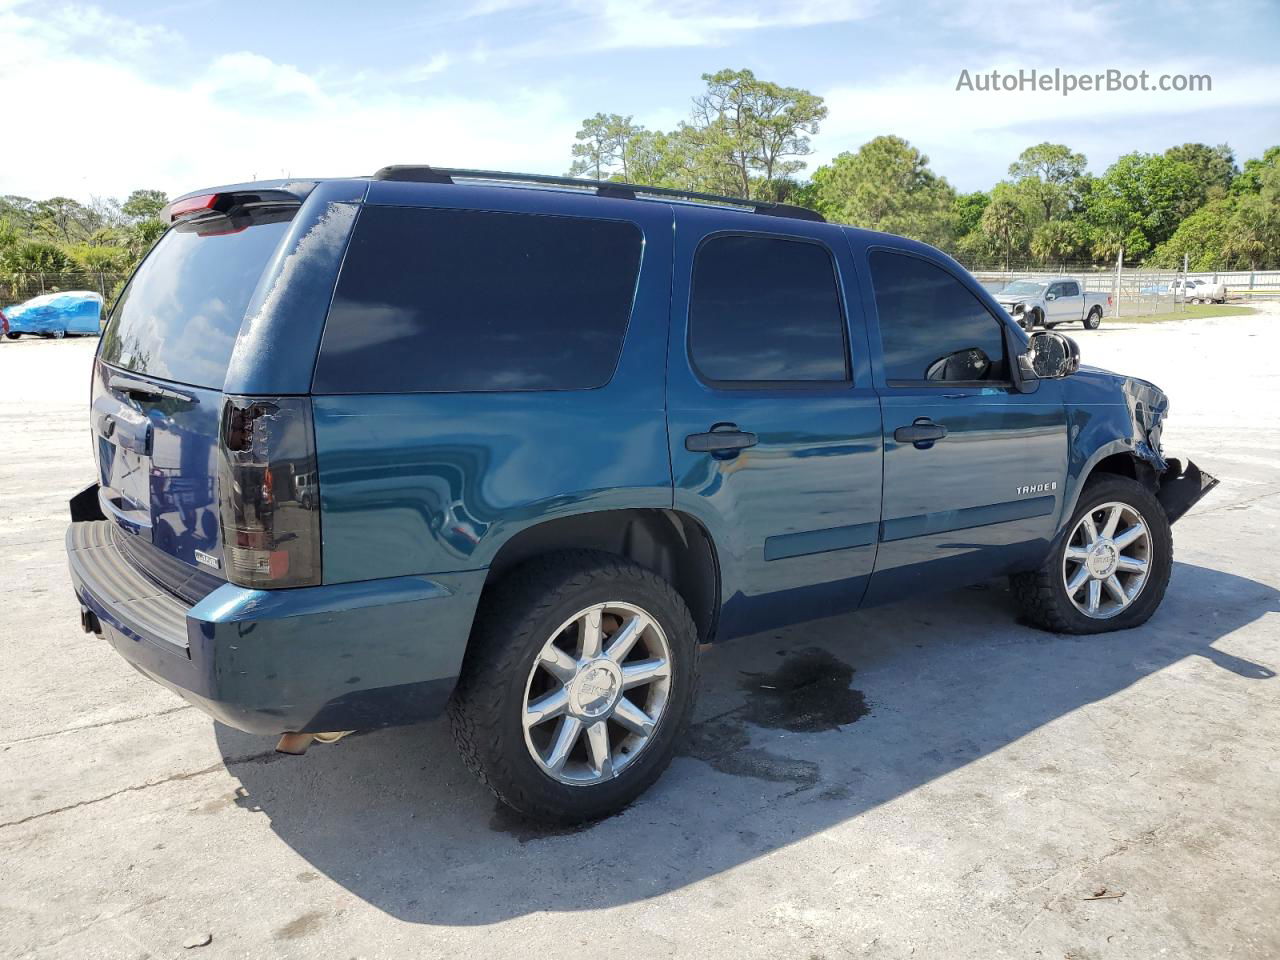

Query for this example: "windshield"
[100,215,292,388]
[998,280,1046,296]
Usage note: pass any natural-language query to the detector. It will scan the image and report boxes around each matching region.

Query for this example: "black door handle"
[686,426,758,454]
[894,420,947,446]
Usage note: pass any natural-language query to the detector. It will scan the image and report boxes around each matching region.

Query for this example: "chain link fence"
[958,260,1280,318]
[1,272,128,309]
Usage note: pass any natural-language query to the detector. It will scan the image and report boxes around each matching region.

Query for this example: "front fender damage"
[1121,378,1219,524]
[1156,459,1219,525]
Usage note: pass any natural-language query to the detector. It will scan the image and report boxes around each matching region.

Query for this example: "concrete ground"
[1,311,1277,959]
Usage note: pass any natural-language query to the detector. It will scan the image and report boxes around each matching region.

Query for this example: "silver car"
[994,277,1112,330]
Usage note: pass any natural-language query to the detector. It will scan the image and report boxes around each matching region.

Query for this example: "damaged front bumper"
[1157,458,1219,524]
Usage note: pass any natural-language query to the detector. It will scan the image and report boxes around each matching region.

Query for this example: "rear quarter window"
[312,205,643,394]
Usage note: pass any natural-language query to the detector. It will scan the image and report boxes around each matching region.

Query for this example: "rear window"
[100,217,291,388]
[312,205,643,394]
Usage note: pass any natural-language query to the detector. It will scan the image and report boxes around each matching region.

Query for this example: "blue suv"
[66,167,1216,822]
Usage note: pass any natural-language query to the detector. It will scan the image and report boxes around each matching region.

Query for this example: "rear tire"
[4,332,18,340]
[1083,307,1102,330]
[1010,475,1172,634]
[449,550,699,824]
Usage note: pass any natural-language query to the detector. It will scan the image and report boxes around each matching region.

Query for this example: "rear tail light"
[169,193,220,221]
[218,396,321,588]
[1107,295,1113,306]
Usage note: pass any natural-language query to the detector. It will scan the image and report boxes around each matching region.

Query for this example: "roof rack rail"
[370,165,825,223]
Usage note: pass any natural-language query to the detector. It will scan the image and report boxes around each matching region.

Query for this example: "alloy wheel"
[1062,500,1152,619]
[522,601,672,785]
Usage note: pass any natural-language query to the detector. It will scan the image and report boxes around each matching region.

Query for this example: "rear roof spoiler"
[162,180,320,223]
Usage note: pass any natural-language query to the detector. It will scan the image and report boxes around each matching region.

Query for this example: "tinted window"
[100,216,291,388]
[1061,281,1080,296]
[869,251,1009,383]
[313,206,642,393]
[689,235,847,383]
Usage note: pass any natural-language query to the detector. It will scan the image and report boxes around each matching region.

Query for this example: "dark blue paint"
[881,495,1057,542]
[764,521,879,561]
[69,171,1206,738]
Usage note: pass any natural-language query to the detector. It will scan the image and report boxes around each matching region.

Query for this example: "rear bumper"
[67,518,486,735]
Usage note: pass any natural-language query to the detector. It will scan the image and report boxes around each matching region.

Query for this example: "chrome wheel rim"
[522,601,672,786]
[1062,500,1152,619]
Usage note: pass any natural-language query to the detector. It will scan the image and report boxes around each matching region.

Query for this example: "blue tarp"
[4,291,103,336]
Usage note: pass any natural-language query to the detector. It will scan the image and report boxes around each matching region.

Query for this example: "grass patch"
[1114,304,1258,324]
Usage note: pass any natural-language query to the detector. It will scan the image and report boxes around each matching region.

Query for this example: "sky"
[2,0,1278,202]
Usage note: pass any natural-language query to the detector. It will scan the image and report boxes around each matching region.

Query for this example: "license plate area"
[95,405,154,535]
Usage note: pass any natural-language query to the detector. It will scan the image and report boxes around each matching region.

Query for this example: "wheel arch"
[1062,444,1162,529]
[482,508,722,645]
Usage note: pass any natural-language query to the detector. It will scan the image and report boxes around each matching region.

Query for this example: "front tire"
[449,550,699,824]
[1010,475,1172,634]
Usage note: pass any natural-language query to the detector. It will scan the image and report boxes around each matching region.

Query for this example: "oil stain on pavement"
[739,647,870,732]
[679,647,869,787]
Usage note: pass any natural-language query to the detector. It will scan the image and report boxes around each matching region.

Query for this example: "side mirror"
[1045,292,1058,301]
[1027,331,1080,379]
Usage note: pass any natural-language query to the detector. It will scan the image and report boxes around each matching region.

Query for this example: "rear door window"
[688,234,848,384]
[313,205,643,394]
[100,216,292,388]
[869,250,1009,384]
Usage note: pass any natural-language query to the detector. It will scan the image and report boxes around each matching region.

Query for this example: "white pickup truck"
[993,277,1112,330]
[1173,278,1228,303]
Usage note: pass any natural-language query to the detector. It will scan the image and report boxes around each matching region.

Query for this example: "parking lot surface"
[2,313,1278,959]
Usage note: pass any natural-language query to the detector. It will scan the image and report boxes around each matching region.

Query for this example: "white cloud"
[418,0,878,56]
[0,2,579,200]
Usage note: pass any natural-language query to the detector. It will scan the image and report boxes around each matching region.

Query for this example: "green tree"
[690,68,827,199]
[1008,142,1087,222]
[568,113,617,180]
[1150,198,1236,270]
[1164,143,1235,198]
[128,219,168,261]
[1085,152,1202,260]
[809,136,955,246]
[121,189,168,223]
[952,190,990,237]
[32,197,96,244]
[1030,219,1089,265]
[0,195,37,232]
[69,244,131,273]
[1231,146,1280,195]
[570,70,827,199]
[980,187,1028,270]
[0,239,76,277]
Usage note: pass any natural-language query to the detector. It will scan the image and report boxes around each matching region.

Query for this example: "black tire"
[1043,322,1058,330]
[1031,308,1043,329]
[6,332,20,339]
[1083,307,1102,330]
[1010,474,1172,634]
[449,550,699,824]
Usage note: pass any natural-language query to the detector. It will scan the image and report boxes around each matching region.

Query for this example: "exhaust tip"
[275,732,315,755]
[275,731,354,755]
[80,607,101,635]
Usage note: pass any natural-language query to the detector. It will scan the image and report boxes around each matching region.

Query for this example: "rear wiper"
[108,373,196,404]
